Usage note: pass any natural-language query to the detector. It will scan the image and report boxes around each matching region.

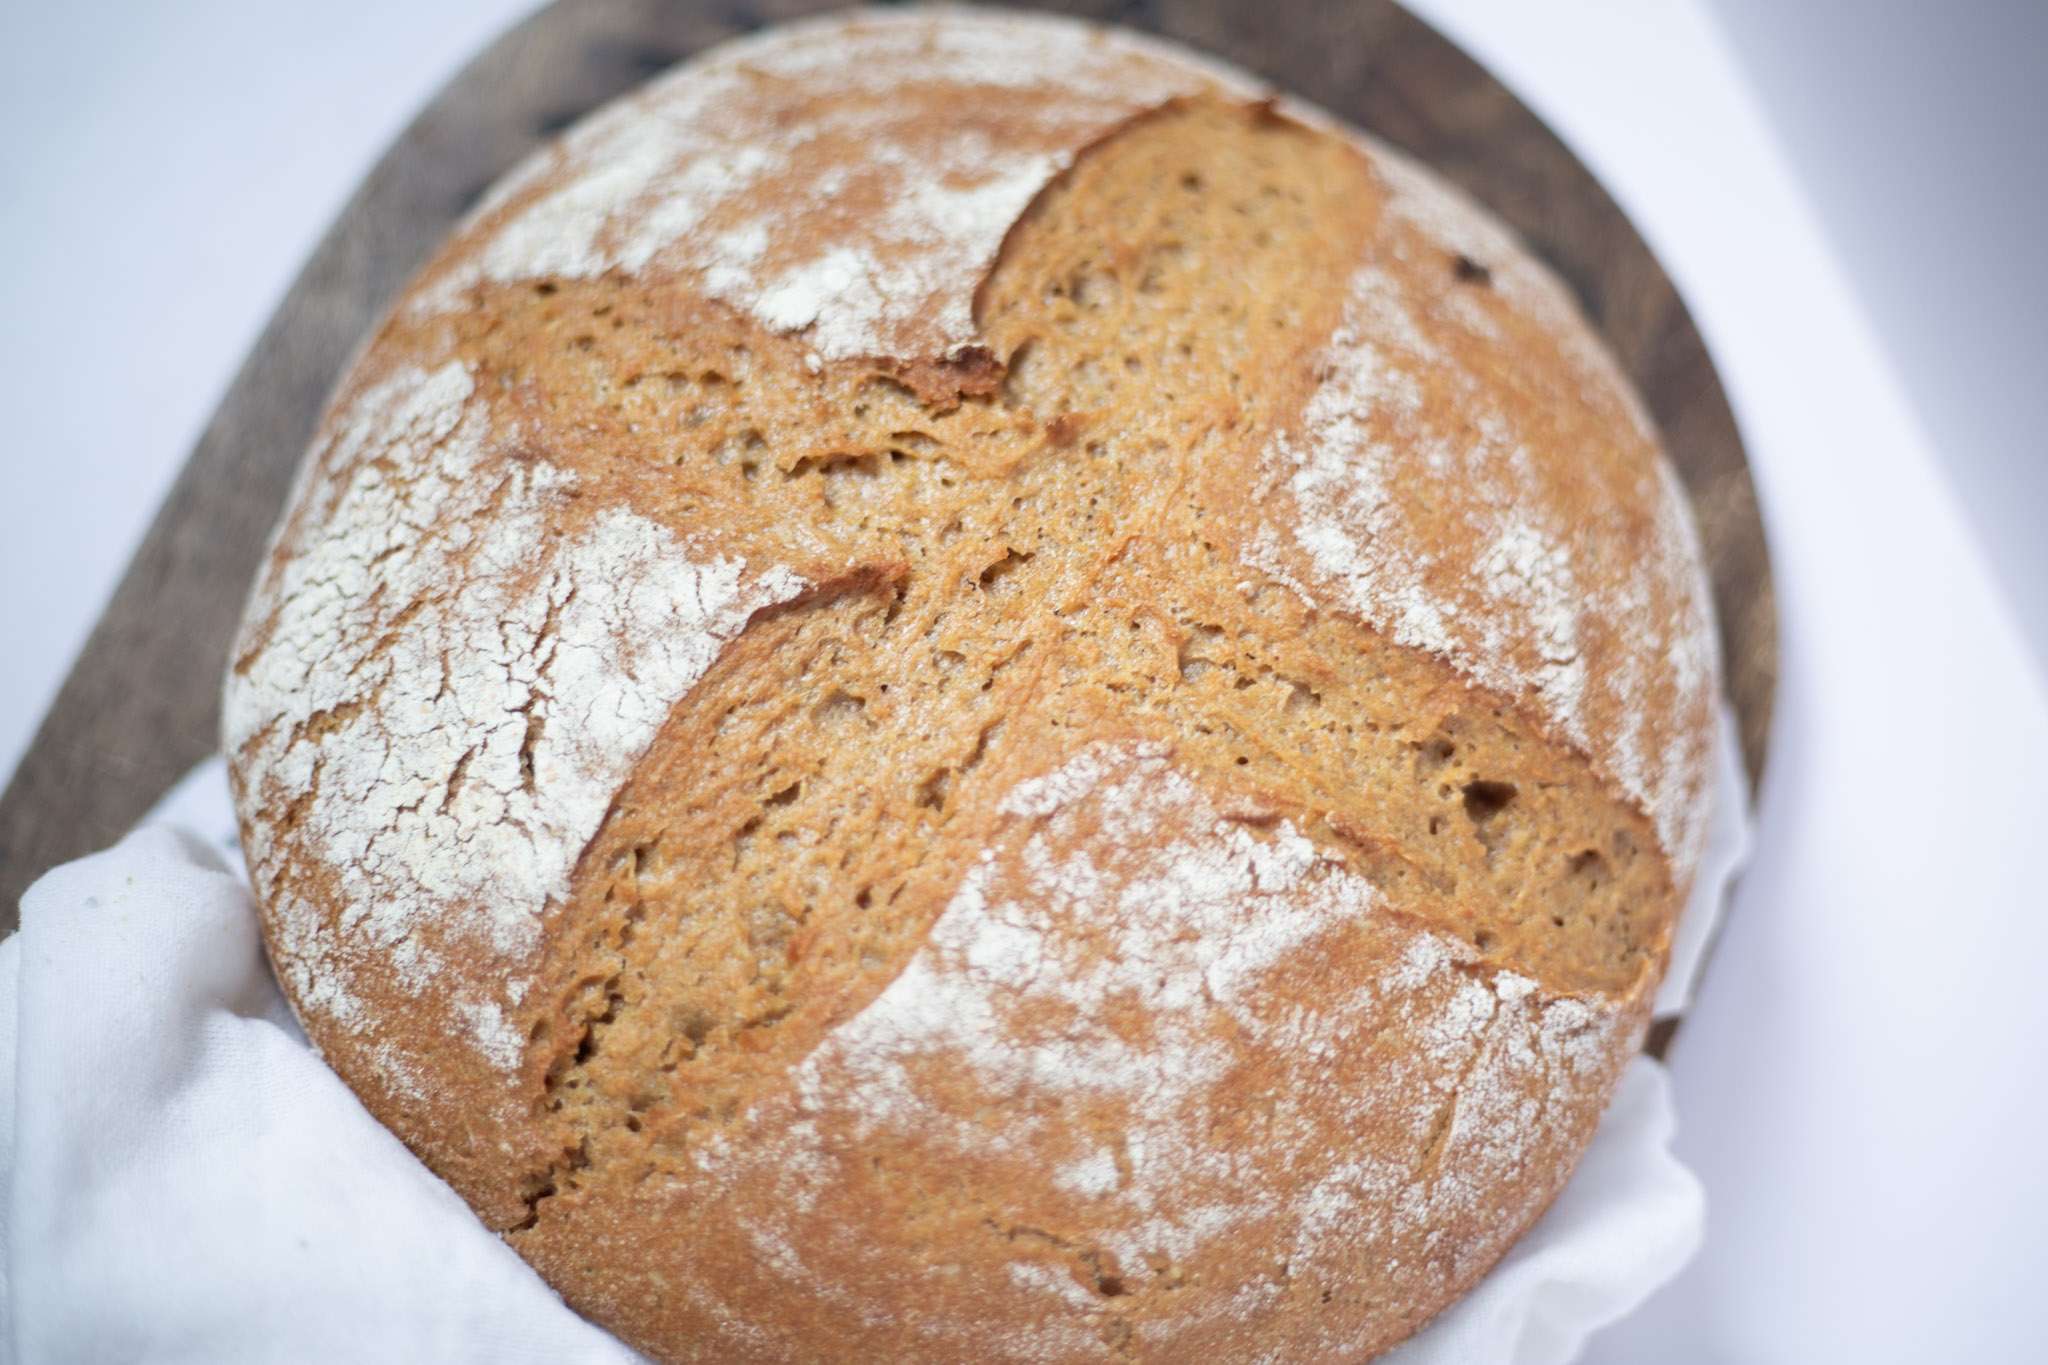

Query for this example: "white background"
[3,1,2044,1359]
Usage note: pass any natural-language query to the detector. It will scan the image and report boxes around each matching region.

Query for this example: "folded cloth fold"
[2,756,1716,1363]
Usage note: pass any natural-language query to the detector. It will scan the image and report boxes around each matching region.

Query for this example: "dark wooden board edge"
[0,0,1777,949]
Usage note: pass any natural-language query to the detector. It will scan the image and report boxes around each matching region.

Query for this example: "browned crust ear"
[879,346,1005,406]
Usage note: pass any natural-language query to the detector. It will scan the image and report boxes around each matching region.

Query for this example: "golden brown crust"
[520,738,1643,1363]
[224,9,1715,1360]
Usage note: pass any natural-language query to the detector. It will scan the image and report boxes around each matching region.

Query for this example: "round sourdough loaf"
[224,8,1719,1360]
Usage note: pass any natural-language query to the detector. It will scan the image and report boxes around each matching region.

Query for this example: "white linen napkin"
[1,711,1746,1363]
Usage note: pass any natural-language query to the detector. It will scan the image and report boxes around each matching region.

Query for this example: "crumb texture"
[225,9,1717,1361]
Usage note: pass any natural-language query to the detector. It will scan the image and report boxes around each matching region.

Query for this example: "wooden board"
[0,0,1776,932]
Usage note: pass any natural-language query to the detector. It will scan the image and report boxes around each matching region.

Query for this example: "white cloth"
[0,820,636,1365]
[1,737,1742,1362]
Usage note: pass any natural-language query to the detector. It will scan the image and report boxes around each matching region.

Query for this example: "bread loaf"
[224,9,1719,1359]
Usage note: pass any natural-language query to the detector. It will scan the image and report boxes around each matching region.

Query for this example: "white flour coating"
[1248,156,1719,864]
[415,9,1251,358]
[457,998,527,1073]
[1640,456,1719,870]
[1381,146,1718,869]
[225,361,805,1076]
[709,744,1626,1352]
[1252,262,1604,760]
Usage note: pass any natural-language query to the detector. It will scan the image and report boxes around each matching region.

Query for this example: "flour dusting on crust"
[691,744,1630,1356]
[414,10,1256,360]
[1249,151,1719,869]
[225,362,805,1075]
